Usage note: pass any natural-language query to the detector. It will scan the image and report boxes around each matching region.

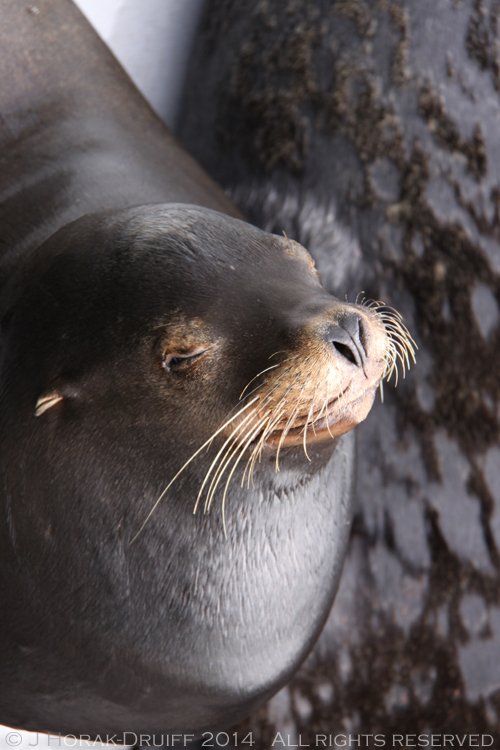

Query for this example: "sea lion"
[0,0,413,740]
[178,0,500,739]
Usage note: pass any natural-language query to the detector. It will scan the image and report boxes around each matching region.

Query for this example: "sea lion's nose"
[325,312,367,367]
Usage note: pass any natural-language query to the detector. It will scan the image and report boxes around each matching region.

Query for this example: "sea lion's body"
[0,0,400,737]
[178,0,500,738]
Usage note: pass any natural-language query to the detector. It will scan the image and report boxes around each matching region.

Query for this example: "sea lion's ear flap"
[35,392,64,417]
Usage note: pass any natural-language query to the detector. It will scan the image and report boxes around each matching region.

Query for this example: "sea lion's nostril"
[325,315,366,366]
[332,341,358,365]
[327,312,371,365]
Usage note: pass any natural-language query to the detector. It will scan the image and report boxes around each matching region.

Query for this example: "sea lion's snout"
[245,298,394,455]
[321,303,392,385]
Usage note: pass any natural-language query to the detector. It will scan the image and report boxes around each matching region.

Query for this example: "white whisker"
[130,395,260,542]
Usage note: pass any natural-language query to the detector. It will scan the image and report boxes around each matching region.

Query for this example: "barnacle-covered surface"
[179,0,500,739]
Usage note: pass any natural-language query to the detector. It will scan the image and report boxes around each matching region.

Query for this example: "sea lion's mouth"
[261,386,351,448]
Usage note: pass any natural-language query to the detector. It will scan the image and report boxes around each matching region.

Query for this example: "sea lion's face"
[0,205,410,523]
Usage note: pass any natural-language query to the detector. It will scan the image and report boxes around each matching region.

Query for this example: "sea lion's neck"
[0,0,239,286]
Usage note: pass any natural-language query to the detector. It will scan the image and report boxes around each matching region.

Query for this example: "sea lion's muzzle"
[216,296,414,464]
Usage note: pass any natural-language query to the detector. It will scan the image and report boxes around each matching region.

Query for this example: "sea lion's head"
[0,205,413,531]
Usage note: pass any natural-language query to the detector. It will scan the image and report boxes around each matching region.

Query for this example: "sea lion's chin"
[263,384,380,449]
